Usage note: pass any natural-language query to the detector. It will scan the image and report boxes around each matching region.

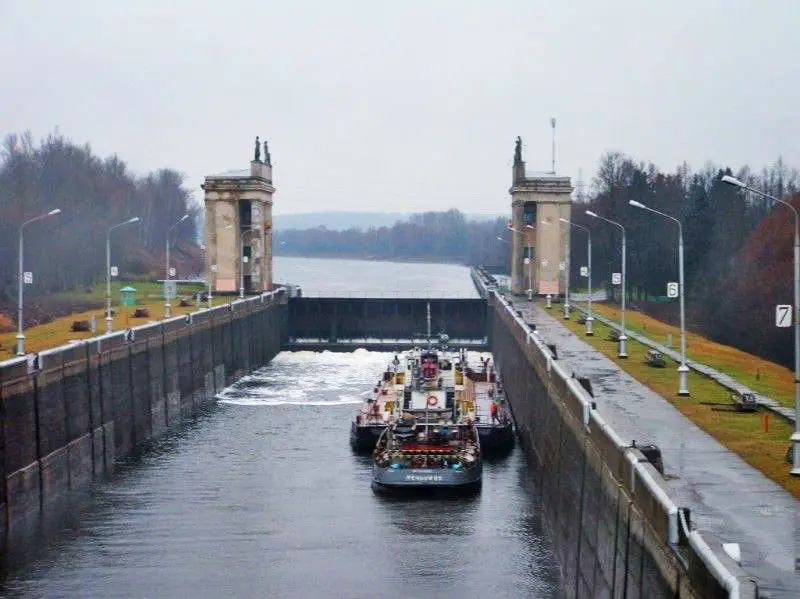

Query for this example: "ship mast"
[426,301,431,348]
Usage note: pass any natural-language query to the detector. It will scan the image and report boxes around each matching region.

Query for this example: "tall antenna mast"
[550,117,556,174]
[426,301,431,348]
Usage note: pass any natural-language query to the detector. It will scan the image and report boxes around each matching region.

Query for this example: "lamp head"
[629,200,645,209]
[525,224,535,229]
[48,208,61,216]
[559,217,569,224]
[180,214,190,222]
[721,175,746,188]
[585,210,598,218]
[128,216,140,224]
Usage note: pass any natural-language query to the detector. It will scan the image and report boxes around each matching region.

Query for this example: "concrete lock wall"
[0,289,288,538]
[489,292,756,599]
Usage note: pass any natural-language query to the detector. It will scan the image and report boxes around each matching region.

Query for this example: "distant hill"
[272,211,506,231]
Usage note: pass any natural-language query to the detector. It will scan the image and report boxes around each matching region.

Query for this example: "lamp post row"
[564,179,798,475]
[16,211,198,355]
[721,175,800,476]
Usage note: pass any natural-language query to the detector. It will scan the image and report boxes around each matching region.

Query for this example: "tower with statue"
[508,136,573,296]
[202,137,276,295]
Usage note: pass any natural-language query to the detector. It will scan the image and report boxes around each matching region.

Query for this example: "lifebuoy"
[427,395,438,407]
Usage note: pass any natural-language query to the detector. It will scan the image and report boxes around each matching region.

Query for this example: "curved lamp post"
[508,224,535,300]
[106,217,140,333]
[722,175,800,475]
[165,214,189,318]
[561,218,593,335]
[586,210,627,358]
[239,225,254,299]
[554,219,572,319]
[629,200,689,396]
[17,208,61,355]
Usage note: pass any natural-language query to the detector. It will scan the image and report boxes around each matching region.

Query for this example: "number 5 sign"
[776,304,792,327]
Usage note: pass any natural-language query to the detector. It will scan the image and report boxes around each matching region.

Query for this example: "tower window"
[239,200,252,227]
[523,205,537,227]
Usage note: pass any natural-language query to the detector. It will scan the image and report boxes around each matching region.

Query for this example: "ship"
[350,349,513,456]
[371,411,482,494]
[458,356,515,456]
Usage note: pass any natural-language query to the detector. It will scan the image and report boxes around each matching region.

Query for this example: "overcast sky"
[2,1,798,216]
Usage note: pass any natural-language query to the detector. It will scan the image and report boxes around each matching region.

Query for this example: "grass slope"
[0,282,205,356]
[556,302,798,497]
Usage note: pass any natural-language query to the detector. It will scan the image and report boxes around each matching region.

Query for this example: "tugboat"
[458,355,514,456]
[371,412,482,494]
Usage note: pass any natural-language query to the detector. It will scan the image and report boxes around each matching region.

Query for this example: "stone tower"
[202,138,275,294]
[509,136,572,295]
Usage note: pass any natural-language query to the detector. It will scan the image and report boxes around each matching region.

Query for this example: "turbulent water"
[0,258,563,598]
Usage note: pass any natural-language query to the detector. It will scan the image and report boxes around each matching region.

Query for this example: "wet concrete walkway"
[514,299,799,598]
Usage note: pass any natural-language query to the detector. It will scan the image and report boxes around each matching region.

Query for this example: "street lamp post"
[201,242,213,308]
[586,210,627,358]
[106,217,140,333]
[525,224,535,300]
[165,214,189,318]
[558,220,571,319]
[722,175,800,474]
[239,228,246,299]
[508,225,534,299]
[561,218,593,335]
[239,225,256,299]
[16,208,61,355]
[629,200,689,395]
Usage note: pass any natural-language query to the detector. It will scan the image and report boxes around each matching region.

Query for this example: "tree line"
[575,152,799,368]
[0,131,200,322]
[274,208,511,268]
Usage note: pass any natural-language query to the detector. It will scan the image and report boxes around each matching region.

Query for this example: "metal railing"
[292,290,481,299]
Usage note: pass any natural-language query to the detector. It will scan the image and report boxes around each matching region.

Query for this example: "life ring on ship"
[427,395,438,407]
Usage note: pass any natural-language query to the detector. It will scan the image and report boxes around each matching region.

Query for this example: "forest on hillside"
[274,209,510,267]
[576,152,799,368]
[0,131,200,325]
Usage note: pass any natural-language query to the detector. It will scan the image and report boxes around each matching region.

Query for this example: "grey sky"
[2,1,798,216]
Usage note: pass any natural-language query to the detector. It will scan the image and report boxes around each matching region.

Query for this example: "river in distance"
[0,257,564,598]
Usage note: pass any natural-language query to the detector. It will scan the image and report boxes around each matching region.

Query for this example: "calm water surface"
[0,258,563,598]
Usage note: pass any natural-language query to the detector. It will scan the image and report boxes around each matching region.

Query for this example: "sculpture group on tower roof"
[514,136,522,164]
[254,136,272,166]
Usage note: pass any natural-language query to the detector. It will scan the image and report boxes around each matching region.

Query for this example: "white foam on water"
[216,350,392,407]
[219,395,363,407]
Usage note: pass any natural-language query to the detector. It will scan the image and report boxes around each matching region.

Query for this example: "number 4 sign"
[776,304,792,328]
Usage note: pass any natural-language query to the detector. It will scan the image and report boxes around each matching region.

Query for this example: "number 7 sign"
[776,304,792,327]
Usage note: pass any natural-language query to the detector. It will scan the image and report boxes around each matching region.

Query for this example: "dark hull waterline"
[351,421,514,456]
[371,466,482,496]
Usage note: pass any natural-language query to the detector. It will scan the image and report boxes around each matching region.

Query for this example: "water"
[273,256,480,297]
[0,258,563,598]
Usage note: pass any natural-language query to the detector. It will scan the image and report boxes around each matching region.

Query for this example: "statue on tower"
[254,136,261,162]
[263,140,271,166]
[514,136,522,164]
